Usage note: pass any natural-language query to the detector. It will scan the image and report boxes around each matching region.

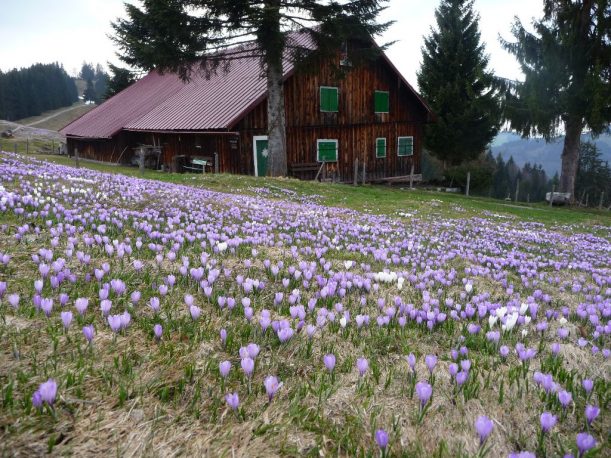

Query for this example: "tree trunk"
[266,60,287,177]
[559,117,583,197]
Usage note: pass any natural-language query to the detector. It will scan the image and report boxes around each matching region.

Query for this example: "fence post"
[51,139,55,155]
[549,185,555,207]
[75,148,80,168]
[465,171,471,197]
[14,142,17,154]
[353,158,358,186]
[214,152,219,174]
[599,191,605,210]
[362,160,367,185]
[138,148,145,173]
[410,163,415,189]
[26,138,29,155]
[514,178,520,202]
[585,193,589,207]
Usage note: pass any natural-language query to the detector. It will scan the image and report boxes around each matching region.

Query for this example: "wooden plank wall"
[67,51,429,181]
[234,54,428,180]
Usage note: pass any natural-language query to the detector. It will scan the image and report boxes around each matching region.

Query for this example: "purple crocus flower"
[585,405,600,425]
[189,305,201,320]
[32,390,43,410]
[499,345,510,358]
[415,381,432,408]
[456,371,468,386]
[220,360,232,378]
[375,429,389,450]
[558,390,572,409]
[356,358,369,377]
[582,379,593,394]
[75,297,88,315]
[425,354,437,374]
[153,324,163,340]
[108,314,122,333]
[323,354,336,372]
[40,298,53,317]
[407,353,416,372]
[540,412,557,433]
[82,325,95,343]
[60,311,73,329]
[475,415,494,446]
[241,357,254,377]
[264,375,282,401]
[220,328,227,346]
[576,433,596,457]
[225,392,239,410]
[7,293,19,309]
[38,379,58,406]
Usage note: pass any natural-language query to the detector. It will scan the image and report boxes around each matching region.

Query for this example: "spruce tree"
[111,0,390,176]
[105,64,136,99]
[83,79,97,103]
[501,0,610,198]
[417,0,501,166]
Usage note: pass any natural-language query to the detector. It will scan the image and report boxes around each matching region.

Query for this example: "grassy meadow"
[0,151,609,457]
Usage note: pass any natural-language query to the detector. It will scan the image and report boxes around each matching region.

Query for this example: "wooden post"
[585,193,589,207]
[549,185,554,207]
[527,193,530,204]
[514,178,520,202]
[26,138,29,155]
[599,191,605,210]
[138,148,145,173]
[75,148,80,168]
[214,152,219,174]
[51,139,55,155]
[14,142,17,154]
[410,163,415,189]
[465,171,471,197]
[362,160,367,185]
[353,158,358,186]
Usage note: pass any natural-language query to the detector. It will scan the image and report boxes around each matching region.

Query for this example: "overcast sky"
[0,0,543,89]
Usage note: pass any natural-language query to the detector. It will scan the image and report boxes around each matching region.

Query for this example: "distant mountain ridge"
[490,132,611,177]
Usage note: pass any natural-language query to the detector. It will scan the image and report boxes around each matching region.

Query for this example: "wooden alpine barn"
[61,32,433,183]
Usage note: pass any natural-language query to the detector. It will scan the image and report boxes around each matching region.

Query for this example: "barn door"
[253,136,269,177]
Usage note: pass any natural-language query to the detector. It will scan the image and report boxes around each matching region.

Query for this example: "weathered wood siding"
[66,52,429,181]
[234,54,428,180]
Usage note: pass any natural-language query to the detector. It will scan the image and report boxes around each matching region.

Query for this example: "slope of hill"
[490,132,611,176]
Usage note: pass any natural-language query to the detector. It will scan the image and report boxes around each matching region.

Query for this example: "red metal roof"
[60,32,431,138]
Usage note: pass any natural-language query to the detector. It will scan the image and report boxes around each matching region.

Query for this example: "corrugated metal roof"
[60,31,432,138]
[60,71,188,138]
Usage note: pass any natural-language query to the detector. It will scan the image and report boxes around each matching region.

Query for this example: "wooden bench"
[183,156,213,173]
[289,162,320,178]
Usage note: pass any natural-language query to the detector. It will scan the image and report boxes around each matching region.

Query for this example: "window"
[374,91,390,113]
[375,137,387,158]
[320,86,339,112]
[317,139,338,162]
[397,136,414,156]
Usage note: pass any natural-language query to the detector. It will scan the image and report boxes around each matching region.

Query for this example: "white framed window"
[397,136,414,156]
[317,139,338,162]
[375,137,387,158]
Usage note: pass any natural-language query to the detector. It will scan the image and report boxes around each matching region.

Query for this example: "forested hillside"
[0,63,78,121]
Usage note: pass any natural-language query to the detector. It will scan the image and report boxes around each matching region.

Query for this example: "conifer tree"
[111,0,390,176]
[105,64,136,99]
[417,0,501,166]
[501,0,610,198]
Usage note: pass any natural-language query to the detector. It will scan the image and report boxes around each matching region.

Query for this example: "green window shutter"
[320,87,339,112]
[375,138,386,158]
[374,91,389,113]
[397,136,414,156]
[317,140,338,162]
